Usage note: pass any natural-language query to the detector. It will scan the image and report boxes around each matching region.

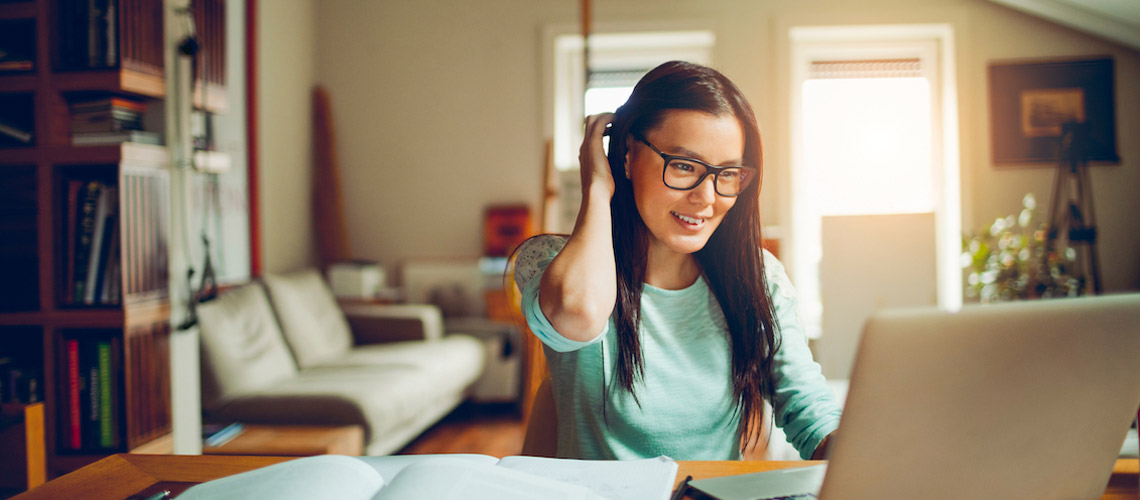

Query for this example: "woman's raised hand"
[540,112,619,342]
[580,113,616,199]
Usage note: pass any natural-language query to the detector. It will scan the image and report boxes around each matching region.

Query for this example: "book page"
[178,455,383,500]
[373,457,604,500]
[356,453,499,483]
[495,455,679,500]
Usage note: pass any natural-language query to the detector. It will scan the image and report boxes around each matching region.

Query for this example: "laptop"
[691,293,1140,500]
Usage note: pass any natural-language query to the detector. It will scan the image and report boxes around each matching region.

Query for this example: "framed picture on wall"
[988,56,1119,165]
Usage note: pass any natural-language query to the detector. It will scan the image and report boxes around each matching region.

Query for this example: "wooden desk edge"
[14,455,1138,499]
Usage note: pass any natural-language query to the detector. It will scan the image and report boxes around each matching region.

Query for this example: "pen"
[671,474,692,500]
[143,490,171,500]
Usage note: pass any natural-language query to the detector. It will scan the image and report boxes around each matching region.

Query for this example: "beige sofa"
[196,269,484,455]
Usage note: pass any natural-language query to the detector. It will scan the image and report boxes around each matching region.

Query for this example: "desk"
[14,454,1140,499]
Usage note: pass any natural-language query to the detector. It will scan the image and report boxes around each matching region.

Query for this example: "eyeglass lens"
[664,158,750,196]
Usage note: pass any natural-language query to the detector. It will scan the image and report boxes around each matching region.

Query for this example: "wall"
[295,0,1138,291]
[257,0,318,273]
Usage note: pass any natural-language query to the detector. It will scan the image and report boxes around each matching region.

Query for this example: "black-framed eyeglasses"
[634,135,756,197]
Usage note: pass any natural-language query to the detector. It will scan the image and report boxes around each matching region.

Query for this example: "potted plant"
[961,193,1083,303]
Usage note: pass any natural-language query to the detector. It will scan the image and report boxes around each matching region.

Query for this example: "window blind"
[587,69,648,89]
[808,58,922,79]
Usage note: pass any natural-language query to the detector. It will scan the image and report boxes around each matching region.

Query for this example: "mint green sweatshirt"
[517,235,841,460]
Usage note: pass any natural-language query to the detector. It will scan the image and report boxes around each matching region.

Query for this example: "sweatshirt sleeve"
[515,235,607,353]
[763,250,842,459]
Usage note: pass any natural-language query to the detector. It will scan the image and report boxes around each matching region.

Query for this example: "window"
[802,59,933,216]
[789,25,962,343]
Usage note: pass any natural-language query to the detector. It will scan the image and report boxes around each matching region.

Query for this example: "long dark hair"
[606,61,780,451]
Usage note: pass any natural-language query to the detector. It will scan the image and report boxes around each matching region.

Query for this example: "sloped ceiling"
[986,0,1140,51]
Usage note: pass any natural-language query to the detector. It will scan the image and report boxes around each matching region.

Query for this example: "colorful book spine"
[84,185,111,304]
[67,339,81,450]
[86,342,99,449]
[73,181,102,303]
[98,341,113,448]
[110,336,120,446]
[91,186,117,304]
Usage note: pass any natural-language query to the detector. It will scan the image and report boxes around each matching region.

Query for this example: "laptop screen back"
[820,294,1140,500]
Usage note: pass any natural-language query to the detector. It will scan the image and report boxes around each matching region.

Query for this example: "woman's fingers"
[580,113,617,197]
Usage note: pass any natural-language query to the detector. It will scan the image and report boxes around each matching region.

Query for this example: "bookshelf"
[0,0,193,479]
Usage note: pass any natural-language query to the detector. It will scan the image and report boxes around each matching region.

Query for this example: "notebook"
[177,453,679,500]
[691,293,1140,500]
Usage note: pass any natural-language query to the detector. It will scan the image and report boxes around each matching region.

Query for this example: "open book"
[688,464,826,500]
[177,453,678,500]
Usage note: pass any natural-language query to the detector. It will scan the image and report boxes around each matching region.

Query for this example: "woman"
[515,61,840,460]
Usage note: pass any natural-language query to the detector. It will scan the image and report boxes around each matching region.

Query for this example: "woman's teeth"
[672,211,705,225]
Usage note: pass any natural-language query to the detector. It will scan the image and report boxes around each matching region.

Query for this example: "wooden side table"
[202,425,363,456]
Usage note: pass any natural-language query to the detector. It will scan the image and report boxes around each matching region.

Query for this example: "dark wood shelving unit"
[0,0,179,480]
[0,74,36,91]
[52,68,165,99]
[0,2,36,19]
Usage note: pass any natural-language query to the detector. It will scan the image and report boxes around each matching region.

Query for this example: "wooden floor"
[396,402,526,458]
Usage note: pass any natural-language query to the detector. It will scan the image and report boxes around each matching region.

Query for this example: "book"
[178,454,679,500]
[688,464,827,500]
[98,220,120,305]
[71,112,143,134]
[73,181,102,303]
[97,341,113,448]
[203,422,244,448]
[0,117,33,143]
[84,339,99,449]
[0,60,32,71]
[70,97,147,113]
[90,186,117,304]
[83,0,116,68]
[72,130,161,146]
[66,339,80,450]
[84,185,112,304]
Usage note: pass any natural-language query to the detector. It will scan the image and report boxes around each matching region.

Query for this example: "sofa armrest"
[339,303,444,344]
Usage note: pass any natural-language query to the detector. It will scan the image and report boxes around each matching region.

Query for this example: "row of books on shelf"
[0,356,42,406]
[0,18,34,72]
[58,0,119,70]
[60,336,120,452]
[0,96,162,147]
[64,179,121,306]
[71,97,160,145]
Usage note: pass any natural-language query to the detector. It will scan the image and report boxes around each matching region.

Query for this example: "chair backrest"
[521,377,558,457]
[504,240,560,457]
[504,244,551,425]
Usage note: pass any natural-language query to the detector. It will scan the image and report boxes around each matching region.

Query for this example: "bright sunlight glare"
[584,87,635,117]
[802,77,933,215]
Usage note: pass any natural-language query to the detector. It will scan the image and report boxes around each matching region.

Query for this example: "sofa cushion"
[206,335,484,443]
[197,283,299,410]
[262,269,355,368]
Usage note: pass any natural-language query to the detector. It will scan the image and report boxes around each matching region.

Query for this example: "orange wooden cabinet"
[0,403,46,493]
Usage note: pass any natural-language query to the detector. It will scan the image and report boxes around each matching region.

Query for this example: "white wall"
[258,0,318,273]
[256,0,1140,291]
[819,213,938,379]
